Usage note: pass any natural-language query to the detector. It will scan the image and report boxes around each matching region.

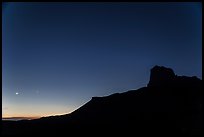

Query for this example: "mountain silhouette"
[2,65,202,136]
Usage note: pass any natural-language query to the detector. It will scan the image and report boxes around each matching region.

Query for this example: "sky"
[2,2,202,118]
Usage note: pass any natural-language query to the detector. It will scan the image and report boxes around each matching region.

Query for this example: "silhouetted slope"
[2,66,202,136]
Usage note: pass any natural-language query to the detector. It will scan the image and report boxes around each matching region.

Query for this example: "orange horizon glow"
[2,116,40,120]
[2,112,71,120]
[2,101,77,120]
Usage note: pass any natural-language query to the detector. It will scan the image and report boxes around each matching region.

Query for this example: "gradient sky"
[2,2,202,118]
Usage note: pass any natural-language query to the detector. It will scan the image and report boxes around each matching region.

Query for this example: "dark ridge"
[147,65,201,87]
[2,65,202,136]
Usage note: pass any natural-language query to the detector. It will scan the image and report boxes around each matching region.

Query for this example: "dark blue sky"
[2,2,202,118]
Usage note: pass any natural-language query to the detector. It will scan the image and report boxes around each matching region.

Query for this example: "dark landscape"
[2,66,202,136]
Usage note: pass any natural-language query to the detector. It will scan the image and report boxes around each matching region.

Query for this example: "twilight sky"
[2,2,202,118]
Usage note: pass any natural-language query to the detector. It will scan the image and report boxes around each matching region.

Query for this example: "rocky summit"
[2,65,202,136]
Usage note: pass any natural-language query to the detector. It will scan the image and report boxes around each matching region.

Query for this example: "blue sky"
[2,2,202,118]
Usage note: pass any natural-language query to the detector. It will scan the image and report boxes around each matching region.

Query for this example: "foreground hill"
[2,66,202,136]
